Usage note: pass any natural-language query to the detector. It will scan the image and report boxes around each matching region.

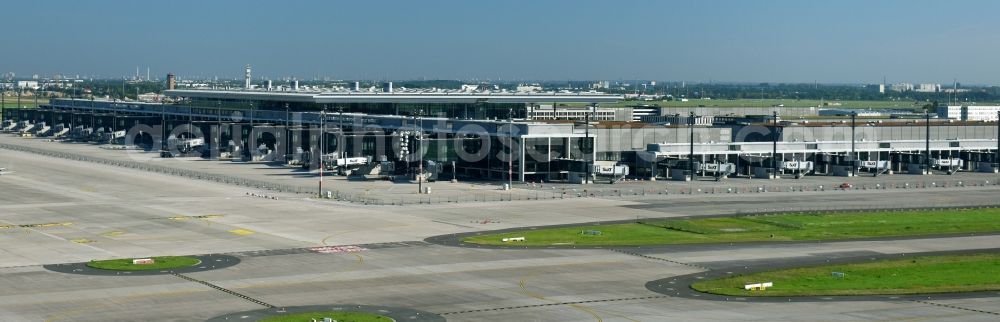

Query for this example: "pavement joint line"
[221,240,430,258]
[912,300,1000,316]
[438,295,671,315]
[609,248,712,270]
[171,272,275,308]
[206,304,445,322]
[431,219,477,229]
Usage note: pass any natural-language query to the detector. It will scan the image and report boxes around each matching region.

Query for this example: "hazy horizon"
[2,0,999,84]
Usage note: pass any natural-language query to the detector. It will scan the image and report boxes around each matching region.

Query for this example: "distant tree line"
[33,79,1000,104]
[604,82,1000,104]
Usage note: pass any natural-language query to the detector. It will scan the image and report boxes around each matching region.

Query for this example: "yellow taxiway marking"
[100,231,125,237]
[70,238,96,244]
[168,214,224,221]
[228,229,254,236]
[319,230,360,246]
[1,222,72,229]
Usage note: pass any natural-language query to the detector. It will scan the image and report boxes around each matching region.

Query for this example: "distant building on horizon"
[166,73,176,90]
[915,83,941,93]
[889,83,914,92]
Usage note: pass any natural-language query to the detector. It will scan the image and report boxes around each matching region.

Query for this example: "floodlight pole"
[688,112,695,178]
[418,110,424,194]
[319,108,326,198]
[851,111,857,176]
[925,112,931,170]
[772,111,779,177]
[509,108,515,189]
[16,83,21,121]
[338,107,344,160]
[996,111,999,167]
[161,104,166,151]
[285,103,290,157]
[585,107,592,184]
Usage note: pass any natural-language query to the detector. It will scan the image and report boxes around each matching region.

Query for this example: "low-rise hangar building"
[6,88,1000,182]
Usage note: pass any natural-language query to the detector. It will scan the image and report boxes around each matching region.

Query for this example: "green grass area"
[86,256,200,271]
[0,97,47,109]
[257,311,393,322]
[462,208,1000,246]
[691,253,1000,296]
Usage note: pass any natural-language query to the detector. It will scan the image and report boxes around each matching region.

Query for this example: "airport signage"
[132,258,155,265]
[594,165,628,175]
[337,157,369,166]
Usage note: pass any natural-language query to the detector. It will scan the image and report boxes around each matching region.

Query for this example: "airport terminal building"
[9,89,624,182]
[6,87,1000,183]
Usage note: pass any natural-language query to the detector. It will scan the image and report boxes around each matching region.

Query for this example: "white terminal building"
[937,105,1000,121]
[10,83,1000,183]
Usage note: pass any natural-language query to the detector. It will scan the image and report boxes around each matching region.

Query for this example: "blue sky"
[3,0,999,84]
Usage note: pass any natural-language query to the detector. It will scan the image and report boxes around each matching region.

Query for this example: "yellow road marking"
[320,231,356,246]
[228,229,254,236]
[18,222,72,228]
[100,231,125,237]
[168,214,224,221]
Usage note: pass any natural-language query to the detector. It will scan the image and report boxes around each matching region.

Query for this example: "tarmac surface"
[1,137,1000,321]
[205,304,446,322]
[43,254,240,276]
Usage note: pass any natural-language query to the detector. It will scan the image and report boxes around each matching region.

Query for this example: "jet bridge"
[930,158,964,175]
[1,120,15,132]
[48,124,69,138]
[854,160,892,176]
[781,161,814,179]
[32,122,51,137]
[593,161,630,184]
